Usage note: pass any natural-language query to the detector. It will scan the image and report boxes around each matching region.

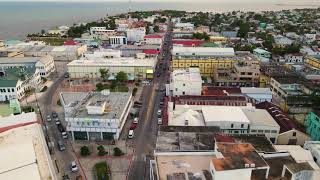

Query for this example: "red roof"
[172,39,204,47]
[202,86,242,96]
[0,121,38,133]
[214,134,236,143]
[143,49,159,55]
[144,34,163,39]
[64,39,78,46]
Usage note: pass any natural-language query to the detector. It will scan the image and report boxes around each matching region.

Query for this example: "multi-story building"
[253,48,271,63]
[240,87,273,102]
[117,23,129,32]
[304,111,320,141]
[60,91,132,140]
[171,47,235,78]
[167,68,202,96]
[284,53,304,63]
[82,49,121,59]
[174,22,195,31]
[90,27,116,40]
[305,56,320,70]
[144,34,164,45]
[126,27,146,42]
[108,36,127,47]
[304,141,320,167]
[118,44,160,57]
[67,57,157,80]
[0,112,56,179]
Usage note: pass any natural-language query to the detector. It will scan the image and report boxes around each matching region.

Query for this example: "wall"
[210,161,252,180]
[277,129,310,146]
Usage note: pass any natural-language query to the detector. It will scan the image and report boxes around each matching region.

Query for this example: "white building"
[67,57,157,80]
[117,23,129,32]
[172,47,235,57]
[174,22,195,31]
[253,48,271,63]
[82,49,121,59]
[240,87,273,102]
[284,53,304,63]
[168,68,202,96]
[60,91,132,140]
[126,27,146,42]
[304,141,320,167]
[35,55,56,77]
[144,34,164,45]
[109,36,127,47]
[90,27,116,40]
[0,112,56,180]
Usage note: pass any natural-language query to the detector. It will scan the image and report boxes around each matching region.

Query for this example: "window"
[293,132,296,137]
[251,130,257,133]
[241,124,244,128]
[12,88,14,92]
[271,130,278,133]
[258,130,264,133]
[231,124,234,128]
[7,89,10,93]
[265,130,271,133]
[182,92,185,95]
[183,83,185,86]
[234,130,239,134]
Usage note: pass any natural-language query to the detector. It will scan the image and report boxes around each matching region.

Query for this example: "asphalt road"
[128,22,173,180]
[37,62,83,180]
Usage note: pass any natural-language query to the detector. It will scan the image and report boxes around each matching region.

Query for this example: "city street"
[128,22,173,180]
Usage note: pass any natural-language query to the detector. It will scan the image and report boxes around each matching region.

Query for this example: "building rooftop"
[171,68,202,82]
[0,57,41,64]
[156,155,214,180]
[118,44,160,50]
[61,91,132,120]
[263,155,296,179]
[172,47,235,57]
[155,126,219,152]
[0,112,53,180]
[202,86,242,96]
[173,95,249,106]
[172,39,205,47]
[242,108,280,128]
[256,102,305,133]
[286,162,314,174]
[202,106,250,124]
[213,143,268,171]
[0,67,36,87]
[215,134,276,153]
[67,57,157,67]
[240,87,272,94]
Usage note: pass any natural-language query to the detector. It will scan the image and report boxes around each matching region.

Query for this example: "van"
[128,130,134,139]
[133,117,138,124]
[58,141,66,151]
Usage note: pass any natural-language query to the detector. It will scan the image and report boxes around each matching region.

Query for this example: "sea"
[0,0,319,40]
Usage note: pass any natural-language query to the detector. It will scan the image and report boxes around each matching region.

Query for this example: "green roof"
[202,42,219,47]
[0,67,36,87]
[0,104,14,117]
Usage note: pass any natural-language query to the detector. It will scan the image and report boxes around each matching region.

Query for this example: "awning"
[146,69,154,74]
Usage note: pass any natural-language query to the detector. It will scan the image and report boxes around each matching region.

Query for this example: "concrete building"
[82,49,121,59]
[90,27,116,40]
[67,57,157,80]
[284,53,304,63]
[117,23,129,32]
[118,44,160,57]
[256,102,310,146]
[253,48,271,63]
[240,87,273,102]
[60,91,132,140]
[108,36,127,47]
[304,141,320,167]
[304,111,320,141]
[174,22,195,31]
[167,68,202,97]
[144,34,164,45]
[126,27,146,42]
[305,56,320,70]
[0,112,56,180]
[0,56,55,78]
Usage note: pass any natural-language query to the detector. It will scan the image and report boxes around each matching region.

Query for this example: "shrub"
[97,145,107,156]
[80,146,90,156]
[22,106,34,113]
[94,162,109,180]
[113,147,124,156]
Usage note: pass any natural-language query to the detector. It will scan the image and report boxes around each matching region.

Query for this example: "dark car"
[58,140,66,151]
[52,111,58,118]
[130,123,137,130]
[57,124,64,132]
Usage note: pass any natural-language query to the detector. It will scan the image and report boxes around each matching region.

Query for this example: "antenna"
[129,0,132,13]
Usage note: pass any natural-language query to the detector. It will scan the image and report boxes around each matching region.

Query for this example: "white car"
[158,118,163,125]
[71,161,78,172]
[62,132,68,139]
[133,117,138,124]
[128,130,134,139]
[55,118,61,125]
[157,109,162,116]
[46,115,51,122]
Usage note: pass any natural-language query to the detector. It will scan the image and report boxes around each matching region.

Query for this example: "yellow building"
[305,56,320,70]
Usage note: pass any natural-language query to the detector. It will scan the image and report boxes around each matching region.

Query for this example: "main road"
[128,22,173,180]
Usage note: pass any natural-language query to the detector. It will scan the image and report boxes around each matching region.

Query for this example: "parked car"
[52,111,58,118]
[64,72,70,78]
[58,140,66,151]
[62,174,70,180]
[158,118,163,125]
[55,118,61,125]
[133,117,138,124]
[71,161,78,172]
[157,109,162,116]
[57,124,64,132]
[133,101,142,108]
[128,130,134,139]
[46,115,51,122]
[130,123,137,130]
[62,131,68,139]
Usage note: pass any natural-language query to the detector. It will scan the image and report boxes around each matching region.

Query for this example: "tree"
[41,29,46,35]
[116,71,128,83]
[97,145,107,156]
[80,146,90,156]
[153,25,160,33]
[113,147,124,156]
[192,32,209,40]
[99,68,109,81]
[237,22,250,39]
